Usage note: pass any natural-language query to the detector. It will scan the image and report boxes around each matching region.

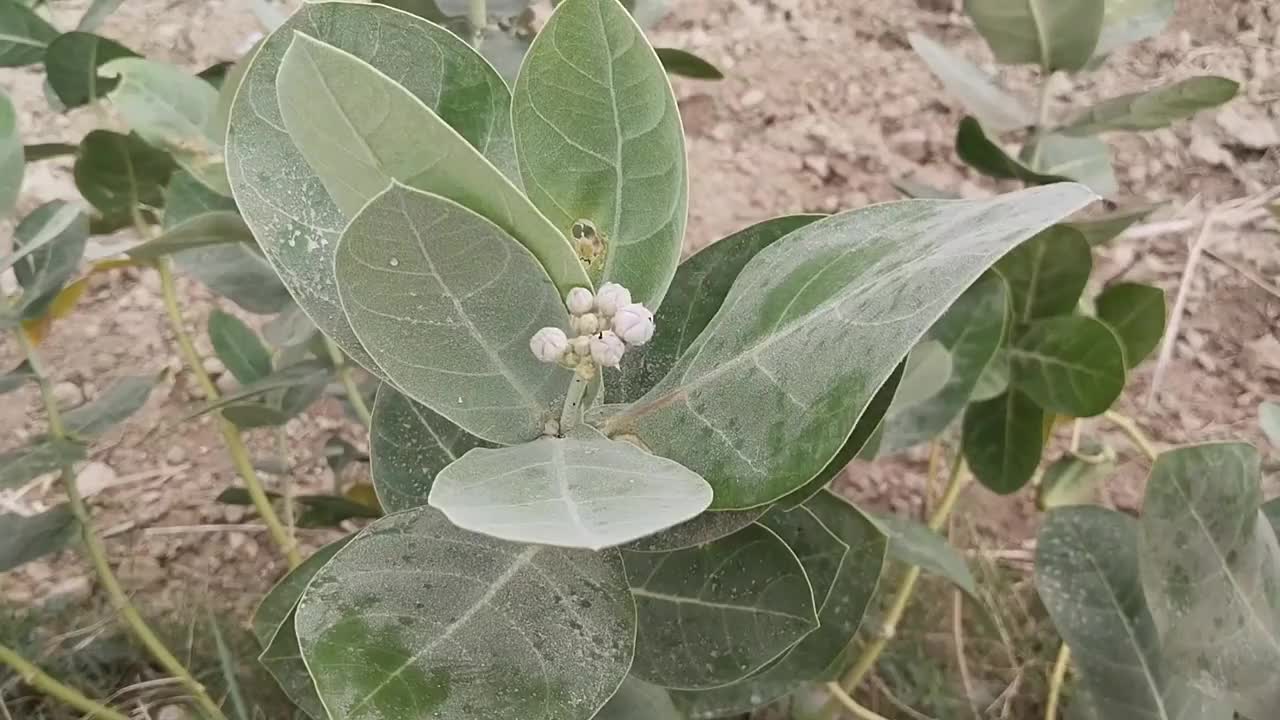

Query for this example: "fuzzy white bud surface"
[594,282,631,317]
[529,327,570,363]
[612,303,655,346]
[565,287,594,316]
[589,331,627,368]
[573,312,602,335]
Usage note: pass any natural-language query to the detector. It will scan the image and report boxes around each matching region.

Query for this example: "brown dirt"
[2,0,1278,714]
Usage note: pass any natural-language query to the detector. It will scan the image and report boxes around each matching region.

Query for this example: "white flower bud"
[573,312,602,335]
[612,303,655,346]
[594,282,631,317]
[570,335,591,357]
[565,287,594,316]
[529,327,569,363]
[589,331,626,368]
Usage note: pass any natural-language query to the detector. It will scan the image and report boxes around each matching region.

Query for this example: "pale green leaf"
[0,89,20,219]
[1009,315,1126,417]
[965,0,1104,72]
[0,504,78,571]
[0,360,34,395]
[605,184,1096,509]
[175,242,293,315]
[10,201,90,322]
[63,373,159,437]
[887,340,953,412]
[512,0,687,307]
[295,506,635,720]
[1064,77,1239,135]
[872,512,977,595]
[956,117,1073,186]
[1036,451,1113,510]
[163,168,236,228]
[1095,0,1175,56]
[971,348,1009,401]
[44,32,139,108]
[1,202,83,275]
[908,32,1034,132]
[335,183,571,444]
[429,428,712,550]
[128,211,252,261]
[1261,402,1280,448]
[209,310,272,385]
[607,214,822,403]
[655,47,723,80]
[0,440,86,490]
[1139,443,1280,717]
[1037,506,1231,720]
[76,0,125,31]
[963,389,1045,494]
[1067,203,1160,246]
[0,0,57,67]
[622,522,819,690]
[221,403,288,429]
[1096,282,1166,369]
[879,272,1008,453]
[596,677,682,720]
[996,224,1092,323]
[1026,133,1117,197]
[369,386,495,513]
[73,130,174,222]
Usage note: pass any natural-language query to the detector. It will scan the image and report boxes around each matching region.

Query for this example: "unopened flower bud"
[565,287,594,316]
[573,312,602,335]
[529,327,569,363]
[594,282,631,317]
[612,303,655,346]
[589,331,626,368]
[570,335,591,358]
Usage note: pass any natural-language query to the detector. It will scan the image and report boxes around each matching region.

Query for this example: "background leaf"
[1009,315,1127,417]
[9,201,89,323]
[1025,133,1117,197]
[1094,0,1175,56]
[963,389,1045,494]
[0,504,78,572]
[295,506,635,720]
[956,117,1073,186]
[129,210,251,261]
[0,0,58,67]
[73,130,174,223]
[872,512,977,595]
[44,31,139,108]
[1037,451,1113,510]
[0,89,20,218]
[1067,203,1160,246]
[253,536,355,645]
[76,0,125,31]
[62,373,158,437]
[0,440,86,490]
[512,0,687,308]
[996,224,1092,323]
[429,429,712,550]
[623,522,819,690]
[1096,282,1166,368]
[908,32,1034,132]
[1064,77,1239,135]
[606,184,1095,509]
[655,47,723,80]
[596,677,682,720]
[965,0,1104,72]
[208,310,272,385]
[335,184,571,444]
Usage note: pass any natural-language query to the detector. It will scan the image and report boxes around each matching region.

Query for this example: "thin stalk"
[13,328,228,720]
[156,259,301,569]
[1102,410,1159,462]
[323,338,371,427]
[1029,72,1055,167]
[0,644,129,720]
[1044,644,1071,720]
[559,371,590,434]
[468,0,486,45]
[826,683,892,720]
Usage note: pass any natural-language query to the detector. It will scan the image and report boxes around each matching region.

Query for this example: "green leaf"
[335,184,572,444]
[262,302,317,350]
[295,506,635,720]
[956,117,1073,186]
[62,373,158,437]
[1139,443,1280,717]
[184,360,331,422]
[128,211,252,261]
[0,440,86,490]
[669,491,886,716]
[622,508,766,553]
[23,142,78,162]
[880,273,1008,453]
[607,214,822,403]
[76,0,124,31]
[1037,451,1113,510]
[964,0,1104,72]
[0,504,78,571]
[996,224,1092,323]
[623,522,820,690]
[208,310,271,385]
[872,512,977,595]
[253,535,354,645]
[512,0,687,307]
[971,348,1009,401]
[430,428,711,550]
[163,168,236,227]
[0,89,20,219]
[1261,402,1280,448]
[0,201,83,275]
[963,390,1045,494]
[1009,315,1126,417]
[0,360,34,394]
[9,201,89,322]
[655,47,723,80]
[1096,282,1165,369]
[1067,203,1160,246]
[907,32,1034,132]
[605,184,1096,509]
[221,403,288,429]
[227,1,528,375]
[1037,506,1231,720]
[892,178,960,200]
[0,0,57,67]
[596,677,682,720]
[208,613,250,720]
[1064,77,1239,135]
[44,32,139,108]
[73,130,174,222]
[1025,133,1117,197]
[99,57,228,194]
[1095,0,1175,56]
[218,487,379,527]
[887,340,953,412]
[178,243,293,315]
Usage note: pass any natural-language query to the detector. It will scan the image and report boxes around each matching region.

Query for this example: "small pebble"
[52,381,84,408]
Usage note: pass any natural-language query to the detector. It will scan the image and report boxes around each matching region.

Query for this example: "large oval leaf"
[605,184,1096,509]
[369,386,495,513]
[995,224,1092,324]
[1036,506,1230,720]
[908,32,1034,133]
[225,0,531,374]
[0,89,20,219]
[44,31,139,108]
[296,507,635,720]
[963,389,1045,494]
[607,214,822,404]
[1008,315,1126,417]
[623,523,819,690]
[1139,443,1280,716]
[512,0,687,308]
[428,429,712,550]
[965,0,1104,72]
[0,0,58,67]
[1064,77,1239,135]
[334,184,571,444]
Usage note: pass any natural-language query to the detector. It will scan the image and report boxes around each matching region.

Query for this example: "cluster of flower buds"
[529,283,655,375]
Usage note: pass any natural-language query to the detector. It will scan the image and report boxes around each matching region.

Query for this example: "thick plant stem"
[13,329,228,720]
[323,338,372,427]
[1102,410,1158,462]
[156,260,301,569]
[1044,644,1071,720]
[559,371,590,434]
[0,644,129,720]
